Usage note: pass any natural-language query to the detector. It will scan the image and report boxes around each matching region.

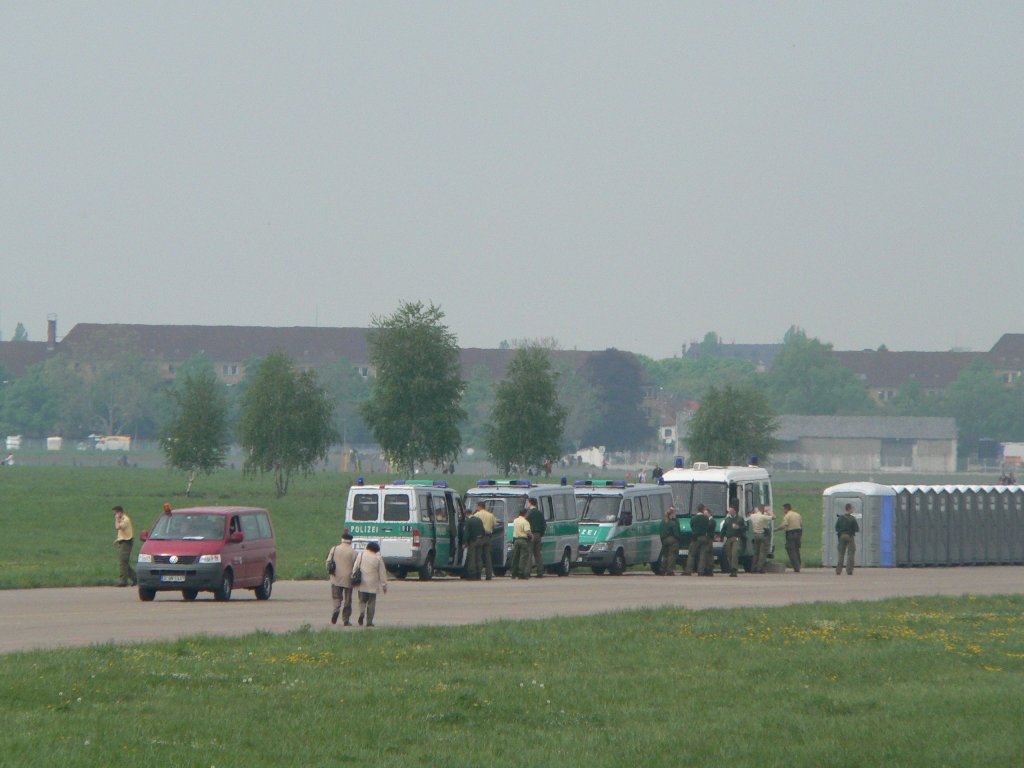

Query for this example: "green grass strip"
[2,595,1022,767]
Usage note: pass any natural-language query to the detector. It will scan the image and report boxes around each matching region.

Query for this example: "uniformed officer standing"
[684,505,713,576]
[835,503,860,575]
[775,503,803,572]
[510,507,532,579]
[526,497,547,578]
[722,505,746,577]
[658,506,682,575]
[748,505,774,573]
[113,506,137,587]
[472,501,497,580]
[464,512,485,580]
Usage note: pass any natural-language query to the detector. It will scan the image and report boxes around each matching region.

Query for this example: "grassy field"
[1,594,1022,767]
[0,466,832,588]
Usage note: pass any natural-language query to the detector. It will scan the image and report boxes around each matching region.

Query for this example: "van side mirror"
[140,530,149,542]
[229,531,244,543]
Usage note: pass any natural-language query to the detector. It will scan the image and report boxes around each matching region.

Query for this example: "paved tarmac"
[2,566,1023,655]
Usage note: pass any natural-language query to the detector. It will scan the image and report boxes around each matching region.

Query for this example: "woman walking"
[354,541,388,627]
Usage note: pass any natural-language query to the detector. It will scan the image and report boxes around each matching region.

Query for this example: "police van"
[658,460,775,572]
[574,480,675,575]
[344,479,465,580]
[464,480,579,576]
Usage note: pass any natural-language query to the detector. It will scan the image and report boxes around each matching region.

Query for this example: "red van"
[136,506,277,602]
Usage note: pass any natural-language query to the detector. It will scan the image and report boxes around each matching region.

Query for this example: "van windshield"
[150,514,225,541]
[667,482,729,517]
[473,496,525,523]
[577,496,621,523]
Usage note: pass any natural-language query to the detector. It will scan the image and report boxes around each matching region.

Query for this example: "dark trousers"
[358,592,378,625]
[659,537,679,574]
[511,538,531,578]
[117,540,136,585]
[785,529,802,572]
[466,538,484,578]
[481,533,494,578]
[837,534,856,574]
[752,534,770,573]
[331,585,353,624]
[529,535,544,576]
[684,536,711,574]
[724,537,742,573]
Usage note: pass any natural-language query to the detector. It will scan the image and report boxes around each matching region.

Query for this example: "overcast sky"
[2,2,1021,358]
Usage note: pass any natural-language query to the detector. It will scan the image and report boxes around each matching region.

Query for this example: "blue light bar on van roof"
[574,480,627,488]
[476,479,533,487]
[356,477,365,486]
[674,457,684,468]
[394,480,449,487]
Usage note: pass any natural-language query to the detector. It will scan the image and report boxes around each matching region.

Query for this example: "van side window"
[744,485,754,515]
[621,499,633,521]
[638,496,649,521]
[229,516,241,535]
[384,494,411,522]
[418,493,434,523]
[254,513,273,539]
[431,494,448,523]
[352,493,379,521]
[553,494,570,521]
[541,496,554,522]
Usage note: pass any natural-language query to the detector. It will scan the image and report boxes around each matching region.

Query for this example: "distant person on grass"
[112,506,137,587]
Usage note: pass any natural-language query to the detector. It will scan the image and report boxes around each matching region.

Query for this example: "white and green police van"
[464,479,579,576]
[344,479,465,580]
[658,460,775,572]
[574,480,675,575]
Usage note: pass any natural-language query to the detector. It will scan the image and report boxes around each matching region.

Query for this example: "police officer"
[472,501,497,580]
[835,503,859,575]
[684,505,712,576]
[775,503,803,572]
[526,497,546,578]
[722,505,746,577]
[659,506,682,575]
[464,511,485,580]
[510,507,532,579]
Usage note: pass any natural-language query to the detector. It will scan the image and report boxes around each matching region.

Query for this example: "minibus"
[574,480,675,574]
[464,480,579,576]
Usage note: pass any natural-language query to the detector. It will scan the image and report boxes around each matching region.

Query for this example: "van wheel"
[741,556,753,573]
[254,568,273,600]
[419,556,435,581]
[138,586,156,602]
[591,566,606,575]
[494,567,507,577]
[181,589,198,601]
[395,567,408,580]
[650,561,661,575]
[609,550,626,576]
[214,571,233,601]
[556,549,572,577]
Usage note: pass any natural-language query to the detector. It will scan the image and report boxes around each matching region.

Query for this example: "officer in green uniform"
[658,506,682,575]
[835,503,860,575]
[526,497,547,578]
[721,505,746,576]
[464,512,485,580]
[684,505,712,576]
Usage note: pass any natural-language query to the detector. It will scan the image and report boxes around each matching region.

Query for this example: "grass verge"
[1,595,1022,767]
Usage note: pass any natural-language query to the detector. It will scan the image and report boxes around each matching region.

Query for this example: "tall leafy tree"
[485,346,568,475]
[159,369,230,495]
[360,302,465,476]
[318,357,372,445]
[238,352,337,496]
[460,364,496,450]
[762,327,875,415]
[579,348,651,450]
[686,384,778,465]
[943,358,1022,457]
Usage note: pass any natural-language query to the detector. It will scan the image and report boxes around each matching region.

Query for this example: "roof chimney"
[47,314,57,350]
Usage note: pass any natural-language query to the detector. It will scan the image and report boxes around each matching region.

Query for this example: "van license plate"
[161,575,186,583]
[352,542,367,551]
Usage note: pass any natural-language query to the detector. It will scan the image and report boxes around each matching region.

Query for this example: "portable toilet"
[994,487,1014,564]
[908,486,927,566]
[941,486,963,566]
[921,487,944,565]
[891,485,912,566]
[822,482,897,568]
[980,487,998,564]
[961,486,983,564]
[1011,488,1024,564]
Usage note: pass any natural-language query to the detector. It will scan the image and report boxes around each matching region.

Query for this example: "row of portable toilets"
[822,482,1024,568]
